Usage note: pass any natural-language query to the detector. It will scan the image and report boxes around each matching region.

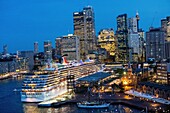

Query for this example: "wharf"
[38,93,170,112]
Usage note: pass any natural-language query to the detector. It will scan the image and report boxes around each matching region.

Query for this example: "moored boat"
[77,101,110,108]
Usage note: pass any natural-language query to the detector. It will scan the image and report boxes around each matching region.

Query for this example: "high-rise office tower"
[161,16,170,59]
[146,28,165,61]
[128,17,138,33]
[156,61,170,85]
[161,18,167,32]
[128,17,139,62]
[98,29,117,58]
[138,29,145,62]
[165,42,170,59]
[44,40,52,62]
[55,38,62,56]
[56,34,80,61]
[116,14,128,63]
[73,6,96,60]
[19,51,34,70]
[3,45,8,55]
[167,16,170,42]
[34,42,38,54]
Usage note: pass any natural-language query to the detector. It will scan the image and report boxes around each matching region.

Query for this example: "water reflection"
[0,78,141,113]
[23,103,140,113]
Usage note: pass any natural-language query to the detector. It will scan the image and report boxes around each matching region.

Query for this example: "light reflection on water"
[23,103,140,113]
[0,78,141,113]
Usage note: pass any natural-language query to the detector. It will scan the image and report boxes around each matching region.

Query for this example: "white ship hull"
[21,86,67,102]
[21,63,100,102]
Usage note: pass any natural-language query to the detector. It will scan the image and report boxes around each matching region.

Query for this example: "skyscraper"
[3,44,8,55]
[161,18,167,32]
[166,16,170,42]
[146,28,165,61]
[138,29,145,62]
[73,6,96,60]
[19,51,34,70]
[128,17,138,33]
[98,29,117,59]
[34,42,38,54]
[44,40,52,62]
[161,16,170,59]
[116,14,128,63]
[55,38,62,56]
[56,34,80,61]
[128,17,139,62]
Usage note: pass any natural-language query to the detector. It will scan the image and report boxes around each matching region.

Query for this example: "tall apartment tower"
[44,40,52,62]
[116,14,128,63]
[34,42,38,54]
[146,28,165,61]
[73,6,96,60]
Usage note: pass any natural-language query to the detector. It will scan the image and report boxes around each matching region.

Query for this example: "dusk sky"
[0,0,170,53]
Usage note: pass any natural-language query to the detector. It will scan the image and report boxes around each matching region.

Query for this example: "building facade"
[44,41,52,62]
[98,29,117,60]
[138,29,145,62]
[73,6,96,60]
[161,16,170,59]
[3,45,8,55]
[166,16,170,42]
[34,42,38,54]
[55,38,62,56]
[146,28,165,61]
[156,62,170,85]
[116,14,128,63]
[128,17,140,62]
[165,42,170,59]
[56,34,80,61]
[136,82,170,100]
[19,51,34,70]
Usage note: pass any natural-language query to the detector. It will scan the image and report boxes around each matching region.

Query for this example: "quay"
[38,93,170,112]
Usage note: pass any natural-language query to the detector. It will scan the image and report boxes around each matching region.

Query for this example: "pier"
[38,93,170,112]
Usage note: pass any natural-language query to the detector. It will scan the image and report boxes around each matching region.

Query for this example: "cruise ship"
[21,59,100,102]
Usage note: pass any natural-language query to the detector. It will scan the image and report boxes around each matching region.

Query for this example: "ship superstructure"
[21,62,100,102]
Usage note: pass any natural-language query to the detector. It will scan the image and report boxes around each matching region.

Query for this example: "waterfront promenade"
[39,92,170,112]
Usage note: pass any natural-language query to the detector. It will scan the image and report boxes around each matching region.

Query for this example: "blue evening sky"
[0,0,170,53]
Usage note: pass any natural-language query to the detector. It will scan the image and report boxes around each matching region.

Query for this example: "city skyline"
[0,0,170,52]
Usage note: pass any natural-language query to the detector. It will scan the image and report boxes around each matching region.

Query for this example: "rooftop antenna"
[150,11,157,28]
[87,0,91,7]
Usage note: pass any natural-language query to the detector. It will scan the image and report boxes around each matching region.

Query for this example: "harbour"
[1,72,170,113]
[0,77,142,113]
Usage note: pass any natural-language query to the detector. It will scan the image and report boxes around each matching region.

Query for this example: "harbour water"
[0,78,141,113]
